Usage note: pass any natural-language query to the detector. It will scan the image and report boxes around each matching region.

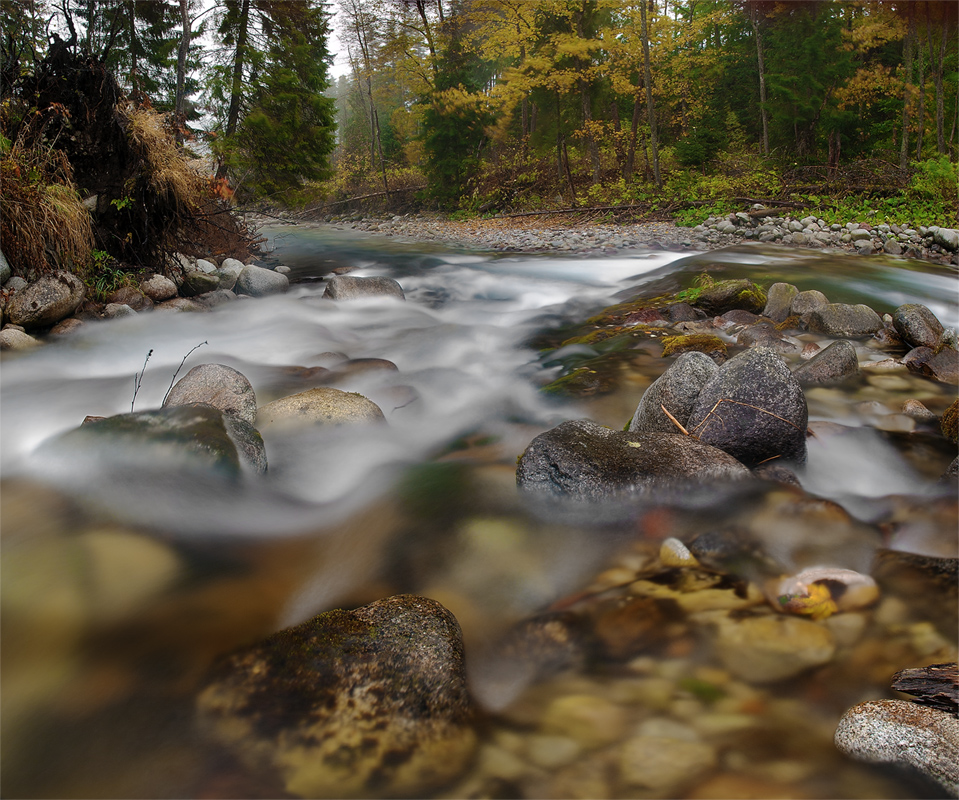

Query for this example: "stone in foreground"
[163,363,258,426]
[197,595,477,798]
[629,351,717,434]
[324,275,406,301]
[516,420,750,501]
[792,340,860,386]
[835,699,958,795]
[256,386,385,431]
[806,303,883,338]
[685,347,808,467]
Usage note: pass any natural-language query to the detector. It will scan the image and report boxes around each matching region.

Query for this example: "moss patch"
[941,398,958,443]
[661,334,728,363]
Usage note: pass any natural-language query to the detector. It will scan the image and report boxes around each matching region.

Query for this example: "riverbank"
[281,209,959,266]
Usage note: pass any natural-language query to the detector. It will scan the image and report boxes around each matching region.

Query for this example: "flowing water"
[2,226,957,798]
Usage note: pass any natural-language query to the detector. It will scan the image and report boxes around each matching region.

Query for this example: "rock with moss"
[516,420,750,502]
[35,404,263,480]
[661,334,728,363]
[196,595,477,798]
[629,351,717,434]
[685,347,808,468]
[941,399,958,443]
[689,278,767,316]
[792,340,860,386]
[5,271,86,330]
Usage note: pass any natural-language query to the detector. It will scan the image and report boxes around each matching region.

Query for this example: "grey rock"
[763,283,799,322]
[222,415,267,475]
[155,297,206,313]
[0,248,10,284]
[49,318,84,336]
[629,351,718,434]
[5,275,27,293]
[792,340,860,386]
[807,303,883,337]
[324,275,406,301]
[933,228,959,251]
[163,363,258,426]
[0,328,40,350]
[882,239,903,255]
[236,264,289,297]
[140,274,178,302]
[855,240,875,256]
[103,302,137,319]
[37,405,246,481]
[791,289,829,315]
[193,289,237,308]
[179,269,220,297]
[197,595,477,798]
[106,286,153,311]
[736,323,799,353]
[216,258,244,291]
[850,229,872,241]
[906,346,959,385]
[835,700,958,794]
[5,271,86,330]
[685,347,808,467]
[257,386,385,432]
[516,420,750,501]
[892,303,945,349]
[195,258,218,274]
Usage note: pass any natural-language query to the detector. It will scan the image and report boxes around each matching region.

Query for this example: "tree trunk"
[174,0,191,143]
[639,0,660,187]
[750,6,769,157]
[580,84,600,183]
[624,90,641,182]
[916,16,927,162]
[225,0,250,139]
[900,2,915,170]
[936,17,946,154]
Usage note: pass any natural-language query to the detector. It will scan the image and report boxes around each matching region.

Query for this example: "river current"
[2,225,957,798]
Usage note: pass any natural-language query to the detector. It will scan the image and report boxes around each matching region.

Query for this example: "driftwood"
[892,662,959,713]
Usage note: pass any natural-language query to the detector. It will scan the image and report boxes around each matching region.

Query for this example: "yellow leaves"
[835,64,901,110]
[777,582,839,621]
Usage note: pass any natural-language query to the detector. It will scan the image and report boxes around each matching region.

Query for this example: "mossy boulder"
[662,334,728,363]
[688,278,767,316]
[196,595,477,798]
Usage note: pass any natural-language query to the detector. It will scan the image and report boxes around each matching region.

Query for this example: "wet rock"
[140,274,178,301]
[806,303,883,338]
[48,318,84,336]
[893,303,945,348]
[37,405,251,480]
[871,550,958,638]
[834,700,958,794]
[941,399,958,442]
[771,566,879,620]
[0,328,41,350]
[792,340,860,386]
[5,271,86,330]
[872,321,905,349]
[155,297,206,312]
[790,289,828,315]
[661,333,727,363]
[619,736,717,794]
[516,420,751,501]
[103,302,137,319]
[763,282,799,323]
[179,269,221,297]
[236,265,289,297]
[194,289,237,308]
[324,275,405,301]
[715,614,835,683]
[106,285,153,311]
[736,323,799,353]
[665,302,704,322]
[692,278,767,316]
[256,386,385,431]
[901,399,938,422]
[163,364,258,426]
[685,347,809,467]
[716,309,761,327]
[541,694,627,749]
[197,595,477,798]
[628,351,718,434]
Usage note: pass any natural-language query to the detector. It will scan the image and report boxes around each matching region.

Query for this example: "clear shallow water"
[1,229,957,798]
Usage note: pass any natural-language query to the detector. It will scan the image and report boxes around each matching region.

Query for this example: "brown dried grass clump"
[0,135,94,278]
[123,105,204,212]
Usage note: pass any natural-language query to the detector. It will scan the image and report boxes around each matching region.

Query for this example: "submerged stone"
[792,340,860,386]
[196,595,477,798]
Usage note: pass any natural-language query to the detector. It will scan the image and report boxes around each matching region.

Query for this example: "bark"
[936,18,946,153]
[750,6,769,157]
[624,90,642,182]
[640,0,660,187]
[915,15,927,162]
[174,0,191,143]
[900,2,915,170]
[225,0,250,139]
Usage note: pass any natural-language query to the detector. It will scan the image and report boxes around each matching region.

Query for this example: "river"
[2,225,956,798]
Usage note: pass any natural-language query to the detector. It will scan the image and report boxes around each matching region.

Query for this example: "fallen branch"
[661,404,690,436]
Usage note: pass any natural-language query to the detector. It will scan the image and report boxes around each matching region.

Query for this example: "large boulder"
[5,271,86,330]
[256,386,385,432]
[35,405,263,480]
[792,340,860,386]
[196,595,477,798]
[691,278,766,316]
[685,347,808,467]
[516,420,750,501]
[806,303,883,338]
[236,265,289,297]
[628,351,718,434]
[324,275,406,301]
[163,364,258,426]
[892,303,945,349]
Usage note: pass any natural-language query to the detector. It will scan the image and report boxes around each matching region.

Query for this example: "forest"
[1,0,958,282]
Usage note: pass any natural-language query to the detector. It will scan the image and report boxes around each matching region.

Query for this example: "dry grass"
[123,105,204,212]
[0,136,94,278]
